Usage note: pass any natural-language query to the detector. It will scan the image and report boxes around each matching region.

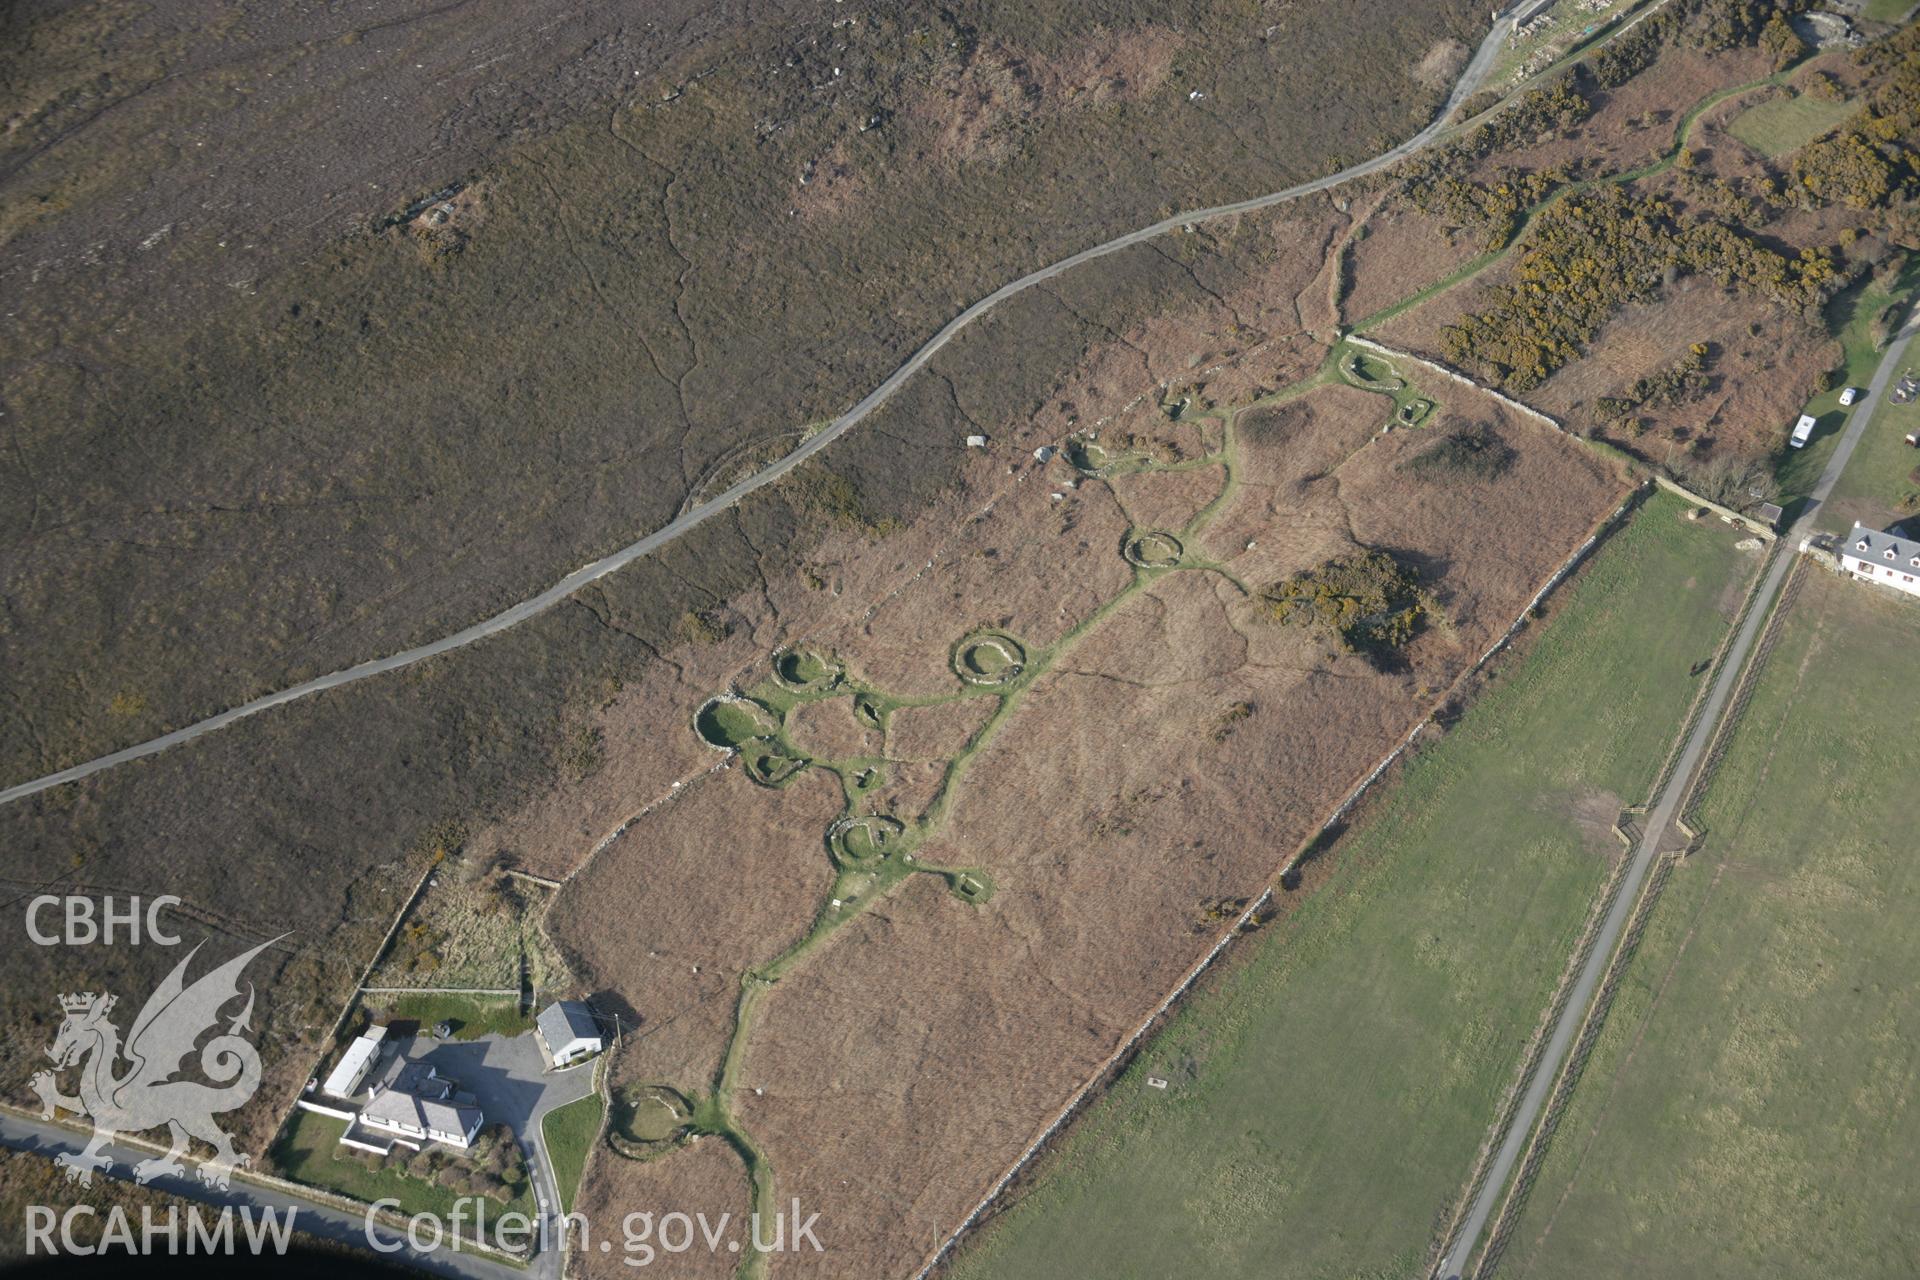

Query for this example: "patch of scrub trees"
[1630,0,1811,70]
[1595,344,1715,437]
[1397,84,1587,251]
[1399,0,1832,256]
[1262,549,1429,668]
[1451,78,1596,154]
[1441,186,1838,393]
[1792,24,1920,214]
[1410,165,1567,253]
[1409,0,1905,263]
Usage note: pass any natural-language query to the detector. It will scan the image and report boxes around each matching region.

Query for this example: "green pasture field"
[950,489,1754,1280]
[1501,568,1920,1279]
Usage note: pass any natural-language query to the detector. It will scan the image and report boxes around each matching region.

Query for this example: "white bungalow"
[356,1060,483,1150]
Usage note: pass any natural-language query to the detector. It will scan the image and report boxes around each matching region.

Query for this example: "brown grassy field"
[1489,48,1772,179]
[1527,278,1837,456]
[518,322,1624,1275]
[730,387,1620,1278]
[572,1133,751,1280]
[550,768,843,1089]
[888,700,998,764]
[1340,196,1484,326]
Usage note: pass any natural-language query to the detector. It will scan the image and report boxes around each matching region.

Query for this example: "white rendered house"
[1840,524,1920,599]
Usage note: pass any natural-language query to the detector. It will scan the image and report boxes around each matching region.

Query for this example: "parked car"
[1839,386,1860,406]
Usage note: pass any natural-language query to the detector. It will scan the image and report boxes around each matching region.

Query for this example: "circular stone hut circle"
[1342,350,1404,392]
[1122,530,1185,569]
[772,646,844,693]
[608,1084,695,1160]
[742,740,811,787]
[694,695,781,750]
[622,1084,692,1140]
[829,814,907,865]
[951,630,1028,687]
[1066,438,1112,475]
[852,693,888,731]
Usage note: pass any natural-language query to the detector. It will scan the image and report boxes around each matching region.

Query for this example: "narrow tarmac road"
[0,1108,532,1279]
[1438,299,1920,1280]
[0,6,1523,810]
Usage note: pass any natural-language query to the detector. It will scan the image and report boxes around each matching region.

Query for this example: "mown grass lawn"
[1817,255,1920,527]
[269,1108,534,1224]
[1501,569,1920,1279]
[543,1091,606,1213]
[1828,385,1920,526]
[376,991,531,1040]
[1726,91,1854,158]
[949,489,1754,1280]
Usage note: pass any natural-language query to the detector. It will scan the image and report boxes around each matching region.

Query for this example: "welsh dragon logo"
[30,936,282,1191]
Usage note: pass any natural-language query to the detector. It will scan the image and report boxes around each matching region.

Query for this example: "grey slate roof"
[374,1054,436,1094]
[537,1000,601,1051]
[1844,523,1920,568]
[362,1085,481,1139]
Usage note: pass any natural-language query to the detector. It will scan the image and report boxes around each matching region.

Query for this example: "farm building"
[1840,524,1920,599]
[536,1000,604,1068]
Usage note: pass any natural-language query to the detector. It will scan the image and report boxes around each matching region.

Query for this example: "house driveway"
[403,1029,598,1278]
[407,1030,593,1139]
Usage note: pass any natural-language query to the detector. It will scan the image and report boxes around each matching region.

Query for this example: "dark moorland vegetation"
[0,0,1486,782]
[1402,420,1520,481]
